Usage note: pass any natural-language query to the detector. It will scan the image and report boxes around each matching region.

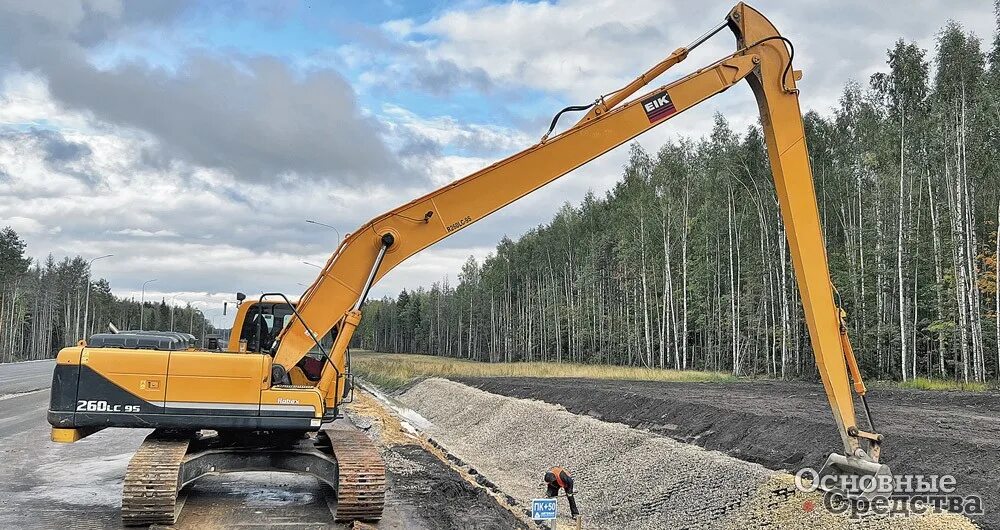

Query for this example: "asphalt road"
[0,360,56,440]
[0,359,55,395]
[0,390,49,441]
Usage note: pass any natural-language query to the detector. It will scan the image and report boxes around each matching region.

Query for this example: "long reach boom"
[274,3,888,488]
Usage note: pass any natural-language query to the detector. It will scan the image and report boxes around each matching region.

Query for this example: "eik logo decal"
[641,91,676,123]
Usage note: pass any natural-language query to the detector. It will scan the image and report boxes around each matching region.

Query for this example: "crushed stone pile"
[398,378,975,530]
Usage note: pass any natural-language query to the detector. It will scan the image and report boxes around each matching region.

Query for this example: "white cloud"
[0,66,755,315]
[0,74,528,308]
[1,0,996,321]
[0,216,46,235]
[388,0,996,137]
[381,103,533,155]
[0,73,87,129]
[405,0,690,98]
[422,154,495,187]
[110,228,179,238]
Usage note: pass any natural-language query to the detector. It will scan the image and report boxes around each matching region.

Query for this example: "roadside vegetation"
[0,227,217,362]
[354,352,995,393]
[878,377,991,392]
[352,351,736,391]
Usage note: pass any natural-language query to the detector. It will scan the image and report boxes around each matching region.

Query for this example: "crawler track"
[118,427,385,526]
[121,431,191,526]
[325,428,386,520]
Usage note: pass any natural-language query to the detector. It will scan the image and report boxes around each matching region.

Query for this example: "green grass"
[891,377,990,392]
[350,351,737,391]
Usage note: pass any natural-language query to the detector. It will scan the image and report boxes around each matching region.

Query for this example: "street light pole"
[303,220,338,293]
[305,219,341,241]
[139,278,157,330]
[190,301,206,335]
[169,296,177,331]
[208,308,224,332]
[199,308,212,345]
[82,254,113,340]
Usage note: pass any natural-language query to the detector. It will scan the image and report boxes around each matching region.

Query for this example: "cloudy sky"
[0,0,994,326]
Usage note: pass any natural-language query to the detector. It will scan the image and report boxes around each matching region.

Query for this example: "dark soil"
[381,444,528,530]
[454,376,1000,529]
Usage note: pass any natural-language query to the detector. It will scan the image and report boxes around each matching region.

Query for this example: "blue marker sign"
[531,498,557,520]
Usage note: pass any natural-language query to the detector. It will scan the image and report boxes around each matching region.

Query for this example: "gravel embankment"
[456,376,999,529]
[399,378,976,530]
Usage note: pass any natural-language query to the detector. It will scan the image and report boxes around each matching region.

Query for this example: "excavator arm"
[278,2,887,488]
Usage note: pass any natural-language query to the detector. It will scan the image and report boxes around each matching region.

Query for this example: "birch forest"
[0,227,215,362]
[355,13,1000,383]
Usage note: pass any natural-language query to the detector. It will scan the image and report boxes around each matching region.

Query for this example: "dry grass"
[351,351,736,391]
[352,352,995,393]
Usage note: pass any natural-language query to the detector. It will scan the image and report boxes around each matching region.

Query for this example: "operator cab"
[237,301,294,353]
[229,294,331,383]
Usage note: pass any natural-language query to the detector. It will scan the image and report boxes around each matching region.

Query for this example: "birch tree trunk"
[996,198,1000,380]
[896,112,908,381]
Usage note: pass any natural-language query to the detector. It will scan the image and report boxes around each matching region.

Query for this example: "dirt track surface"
[454,376,1000,529]
[381,445,527,529]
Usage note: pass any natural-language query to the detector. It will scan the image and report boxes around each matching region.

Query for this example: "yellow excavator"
[47,3,889,525]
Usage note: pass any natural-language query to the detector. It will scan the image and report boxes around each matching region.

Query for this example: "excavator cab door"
[237,302,294,353]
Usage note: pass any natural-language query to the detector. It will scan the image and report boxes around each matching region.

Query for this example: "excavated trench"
[397,377,977,530]
[457,376,999,529]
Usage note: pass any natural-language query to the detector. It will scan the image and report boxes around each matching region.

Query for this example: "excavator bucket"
[816,453,893,500]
